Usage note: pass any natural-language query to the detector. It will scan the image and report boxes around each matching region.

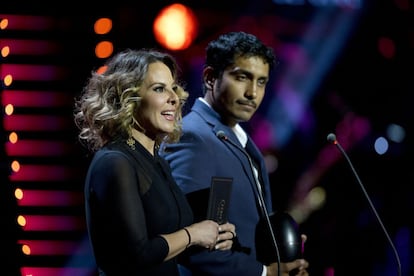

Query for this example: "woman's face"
[136,61,179,138]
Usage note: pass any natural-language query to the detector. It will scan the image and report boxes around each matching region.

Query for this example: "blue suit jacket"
[160,98,273,275]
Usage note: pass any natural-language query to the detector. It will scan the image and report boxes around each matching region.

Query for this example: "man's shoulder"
[182,109,207,129]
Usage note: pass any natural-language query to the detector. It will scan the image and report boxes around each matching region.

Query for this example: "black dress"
[84,139,194,276]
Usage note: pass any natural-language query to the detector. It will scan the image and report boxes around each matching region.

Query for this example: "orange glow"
[22,244,31,255]
[94,18,112,34]
[4,74,13,86]
[96,65,108,74]
[0,15,59,31]
[0,64,68,81]
[1,46,10,57]
[153,3,198,50]
[16,190,83,206]
[11,160,20,172]
[0,39,62,55]
[9,132,18,143]
[17,215,26,227]
[19,215,85,231]
[19,240,90,255]
[15,188,23,200]
[0,18,8,29]
[95,40,113,58]
[5,103,14,115]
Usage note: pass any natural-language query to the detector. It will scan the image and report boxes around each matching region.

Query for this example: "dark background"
[1,1,413,275]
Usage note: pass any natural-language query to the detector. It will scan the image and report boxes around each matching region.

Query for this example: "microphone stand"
[217,131,282,276]
[327,133,402,276]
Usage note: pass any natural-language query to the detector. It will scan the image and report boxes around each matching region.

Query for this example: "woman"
[74,49,235,275]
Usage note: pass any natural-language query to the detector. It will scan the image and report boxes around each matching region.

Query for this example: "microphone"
[216,131,270,217]
[216,130,283,275]
[327,133,402,276]
[327,133,336,144]
[216,130,227,140]
[216,131,270,216]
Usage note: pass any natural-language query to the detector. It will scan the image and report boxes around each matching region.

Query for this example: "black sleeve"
[85,150,169,271]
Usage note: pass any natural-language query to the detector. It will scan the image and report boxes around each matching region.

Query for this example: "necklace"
[126,135,158,155]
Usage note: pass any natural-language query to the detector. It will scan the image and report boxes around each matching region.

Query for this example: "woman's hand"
[187,220,219,249]
[187,221,236,251]
[215,222,236,250]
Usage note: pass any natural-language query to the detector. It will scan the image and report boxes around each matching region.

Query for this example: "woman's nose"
[168,90,179,105]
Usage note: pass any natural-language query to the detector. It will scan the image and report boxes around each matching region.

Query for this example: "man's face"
[211,56,270,127]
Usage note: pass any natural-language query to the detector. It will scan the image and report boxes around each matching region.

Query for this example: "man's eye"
[236,75,247,81]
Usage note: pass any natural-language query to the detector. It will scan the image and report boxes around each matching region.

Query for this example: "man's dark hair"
[205,31,277,78]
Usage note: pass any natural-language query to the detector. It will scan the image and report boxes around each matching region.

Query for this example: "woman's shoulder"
[92,141,132,165]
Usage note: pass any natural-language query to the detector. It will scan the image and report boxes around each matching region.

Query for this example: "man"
[160,31,309,275]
